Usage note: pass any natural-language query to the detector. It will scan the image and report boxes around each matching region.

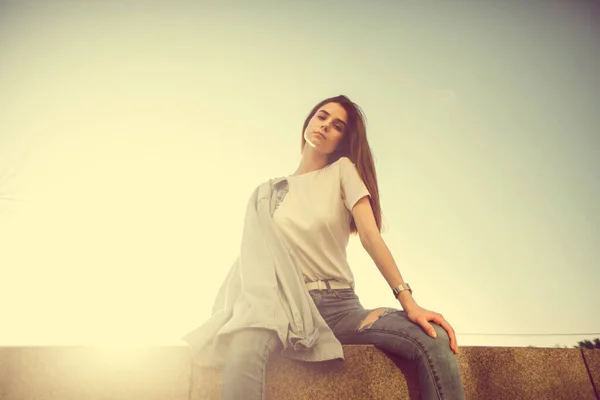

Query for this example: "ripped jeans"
[222,287,465,400]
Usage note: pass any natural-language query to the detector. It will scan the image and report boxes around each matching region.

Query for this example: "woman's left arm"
[352,196,458,354]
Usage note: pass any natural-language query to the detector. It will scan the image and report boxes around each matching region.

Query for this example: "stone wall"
[0,345,598,399]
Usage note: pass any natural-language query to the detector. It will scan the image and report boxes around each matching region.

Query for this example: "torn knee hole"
[358,307,394,331]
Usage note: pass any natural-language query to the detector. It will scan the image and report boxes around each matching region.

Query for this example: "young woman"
[220,95,465,400]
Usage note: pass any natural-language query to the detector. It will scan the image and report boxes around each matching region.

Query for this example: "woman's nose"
[321,124,329,132]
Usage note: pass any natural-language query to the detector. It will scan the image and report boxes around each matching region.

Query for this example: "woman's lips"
[314,132,325,139]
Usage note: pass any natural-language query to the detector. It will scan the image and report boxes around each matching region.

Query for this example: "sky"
[0,1,599,349]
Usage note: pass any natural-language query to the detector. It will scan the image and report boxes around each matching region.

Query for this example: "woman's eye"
[317,115,325,120]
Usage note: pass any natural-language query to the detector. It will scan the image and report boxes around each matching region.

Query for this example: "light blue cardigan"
[183,177,345,369]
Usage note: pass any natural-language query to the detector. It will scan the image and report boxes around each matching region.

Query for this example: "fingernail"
[431,332,437,338]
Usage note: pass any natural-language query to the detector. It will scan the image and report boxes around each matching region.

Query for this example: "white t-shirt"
[273,156,371,289]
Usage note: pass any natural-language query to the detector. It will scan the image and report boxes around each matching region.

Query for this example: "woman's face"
[303,102,348,154]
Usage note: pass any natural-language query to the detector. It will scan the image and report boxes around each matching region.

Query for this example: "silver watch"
[392,283,412,298]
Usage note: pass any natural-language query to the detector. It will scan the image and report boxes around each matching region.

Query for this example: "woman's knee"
[387,319,452,358]
[365,312,450,357]
[418,323,453,356]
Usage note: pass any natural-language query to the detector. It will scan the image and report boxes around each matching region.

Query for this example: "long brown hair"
[300,95,383,235]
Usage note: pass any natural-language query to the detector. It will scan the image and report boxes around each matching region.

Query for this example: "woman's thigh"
[332,307,452,357]
[314,289,463,399]
[314,289,452,356]
[333,309,463,400]
[314,290,453,368]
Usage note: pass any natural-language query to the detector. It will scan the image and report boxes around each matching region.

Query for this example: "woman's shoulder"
[337,156,355,164]
[335,156,356,169]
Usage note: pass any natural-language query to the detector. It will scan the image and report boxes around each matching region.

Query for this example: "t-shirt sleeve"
[340,157,371,211]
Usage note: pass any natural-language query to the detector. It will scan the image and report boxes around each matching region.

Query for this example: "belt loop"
[324,280,332,293]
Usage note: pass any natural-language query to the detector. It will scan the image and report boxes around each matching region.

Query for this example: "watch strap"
[392,283,412,298]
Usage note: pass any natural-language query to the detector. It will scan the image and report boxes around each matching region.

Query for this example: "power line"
[456,332,600,336]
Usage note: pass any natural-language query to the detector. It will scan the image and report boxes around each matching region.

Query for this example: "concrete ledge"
[582,349,600,399]
[0,345,597,400]
[265,345,418,399]
[0,346,191,400]
[192,346,598,400]
[457,346,597,400]
[190,345,417,399]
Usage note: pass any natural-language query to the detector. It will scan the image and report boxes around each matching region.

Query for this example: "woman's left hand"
[405,304,459,354]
